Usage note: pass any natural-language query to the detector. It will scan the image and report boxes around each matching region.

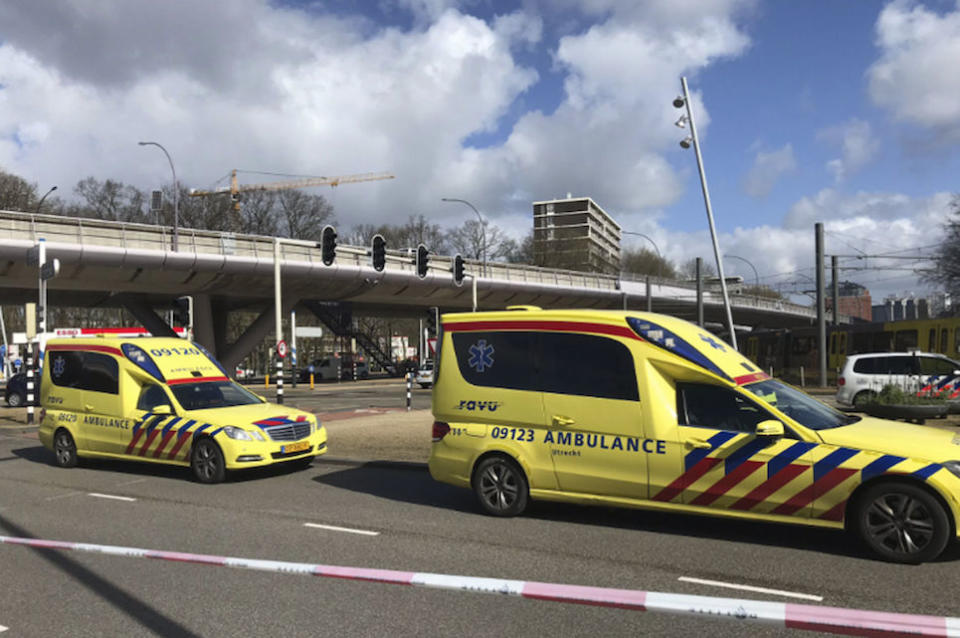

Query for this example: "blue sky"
[1,0,958,303]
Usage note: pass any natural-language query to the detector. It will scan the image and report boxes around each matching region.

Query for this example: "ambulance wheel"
[53,429,78,468]
[855,482,950,564]
[473,455,528,517]
[191,438,226,484]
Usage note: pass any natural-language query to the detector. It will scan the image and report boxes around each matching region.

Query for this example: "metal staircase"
[303,301,399,376]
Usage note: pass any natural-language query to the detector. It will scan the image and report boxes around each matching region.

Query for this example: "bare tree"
[0,169,37,211]
[447,219,514,260]
[927,194,960,312]
[621,247,677,279]
[73,177,150,223]
[680,257,717,280]
[278,190,335,241]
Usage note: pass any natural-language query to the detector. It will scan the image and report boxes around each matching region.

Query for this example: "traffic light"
[371,234,386,272]
[416,244,429,279]
[320,225,337,266]
[426,306,439,336]
[452,254,465,286]
[173,296,192,328]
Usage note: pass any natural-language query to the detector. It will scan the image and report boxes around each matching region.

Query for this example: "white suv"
[836,351,960,408]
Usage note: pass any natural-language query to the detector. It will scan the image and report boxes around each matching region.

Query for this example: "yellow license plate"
[283,441,310,454]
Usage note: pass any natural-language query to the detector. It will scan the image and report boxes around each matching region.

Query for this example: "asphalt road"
[0,382,958,636]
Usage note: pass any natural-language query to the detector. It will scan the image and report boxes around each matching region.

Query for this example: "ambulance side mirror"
[755,420,784,438]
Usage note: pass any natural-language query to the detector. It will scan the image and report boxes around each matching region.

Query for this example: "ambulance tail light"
[432,421,450,442]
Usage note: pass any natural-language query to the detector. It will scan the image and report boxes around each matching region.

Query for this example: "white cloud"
[743,143,795,198]
[0,0,754,232]
[818,119,880,183]
[666,189,954,301]
[868,0,960,136]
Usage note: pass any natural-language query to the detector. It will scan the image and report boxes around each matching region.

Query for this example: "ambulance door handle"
[685,437,712,450]
[84,404,95,412]
[552,415,575,427]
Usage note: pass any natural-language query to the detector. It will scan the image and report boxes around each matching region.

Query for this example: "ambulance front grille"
[265,422,311,441]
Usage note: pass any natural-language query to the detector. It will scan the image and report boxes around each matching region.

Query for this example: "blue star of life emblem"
[699,333,726,352]
[52,356,65,377]
[468,339,495,373]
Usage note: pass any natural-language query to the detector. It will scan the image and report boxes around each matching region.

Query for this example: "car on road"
[4,372,28,407]
[415,361,434,388]
[299,357,370,382]
[429,308,960,563]
[836,351,960,408]
[39,337,327,483]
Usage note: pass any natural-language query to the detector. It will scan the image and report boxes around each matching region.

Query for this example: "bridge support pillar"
[119,295,178,338]
[218,297,299,375]
[192,294,216,354]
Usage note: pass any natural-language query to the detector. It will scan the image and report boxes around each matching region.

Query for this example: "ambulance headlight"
[943,461,960,479]
[223,426,253,441]
[250,429,265,441]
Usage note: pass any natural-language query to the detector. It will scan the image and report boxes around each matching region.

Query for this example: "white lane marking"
[0,623,7,632]
[303,522,379,536]
[87,493,137,502]
[678,576,823,602]
[45,491,81,501]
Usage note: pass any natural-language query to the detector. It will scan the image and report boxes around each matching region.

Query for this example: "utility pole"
[832,255,839,327]
[816,223,826,387]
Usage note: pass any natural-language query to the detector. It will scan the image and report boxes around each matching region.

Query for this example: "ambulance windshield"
[743,379,860,430]
[170,380,262,411]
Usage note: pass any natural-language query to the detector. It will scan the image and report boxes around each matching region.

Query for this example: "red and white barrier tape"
[2,535,957,636]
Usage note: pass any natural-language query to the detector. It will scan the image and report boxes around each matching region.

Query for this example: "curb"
[1,535,956,637]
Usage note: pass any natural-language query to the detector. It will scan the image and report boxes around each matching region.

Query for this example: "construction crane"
[188,169,395,230]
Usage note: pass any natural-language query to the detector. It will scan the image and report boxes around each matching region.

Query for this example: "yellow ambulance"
[428,308,960,563]
[39,337,326,483]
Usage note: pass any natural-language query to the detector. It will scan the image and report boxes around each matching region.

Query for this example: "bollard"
[26,342,34,425]
[265,374,269,388]
[406,372,412,411]
[310,373,315,390]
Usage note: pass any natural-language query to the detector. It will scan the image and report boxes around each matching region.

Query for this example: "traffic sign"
[40,258,60,281]
[276,340,287,358]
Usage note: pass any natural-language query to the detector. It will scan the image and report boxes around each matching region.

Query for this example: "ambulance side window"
[539,333,639,401]
[677,383,771,434]
[451,331,537,391]
[79,353,119,395]
[138,385,172,411]
[48,351,84,388]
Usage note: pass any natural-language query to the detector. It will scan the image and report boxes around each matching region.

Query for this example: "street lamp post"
[441,198,486,276]
[622,230,663,280]
[724,254,759,289]
[35,185,57,214]
[673,76,737,350]
[138,141,180,251]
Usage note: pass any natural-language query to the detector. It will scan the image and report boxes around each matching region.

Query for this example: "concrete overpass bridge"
[0,210,843,373]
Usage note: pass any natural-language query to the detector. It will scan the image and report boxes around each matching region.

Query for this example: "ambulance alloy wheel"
[473,455,528,517]
[191,438,226,484]
[855,482,950,564]
[53,429,78,468]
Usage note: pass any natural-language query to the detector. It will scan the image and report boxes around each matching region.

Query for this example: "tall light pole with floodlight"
[138,141,180,251]
[673,77,737,350]
[441,197,486,276]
